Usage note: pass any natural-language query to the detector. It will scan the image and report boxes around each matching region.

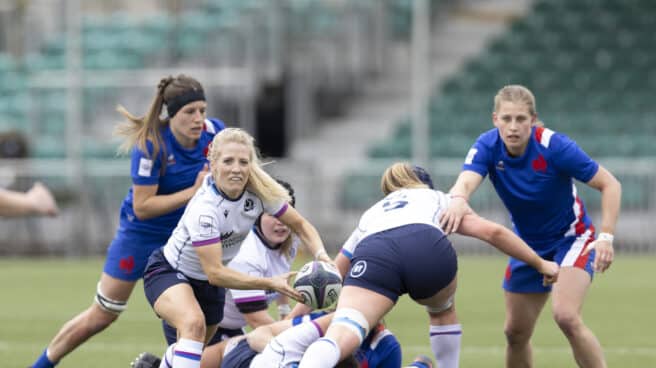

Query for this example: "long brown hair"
[114,74,205,172]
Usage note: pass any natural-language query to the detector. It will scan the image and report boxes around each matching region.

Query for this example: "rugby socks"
[172,338,203,368]
[31,349,58,368]
[159,344,175,368]
[429,324,462,368]
[298,337,340,368]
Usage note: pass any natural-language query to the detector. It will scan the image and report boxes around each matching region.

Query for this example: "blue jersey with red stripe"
[356,324,402,368]
[120,118,224,236]
[462,126,598,248]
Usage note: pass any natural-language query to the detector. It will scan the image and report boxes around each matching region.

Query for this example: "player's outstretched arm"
[457,213,559,283]
[0,182,59,217]
[439,171,483,233]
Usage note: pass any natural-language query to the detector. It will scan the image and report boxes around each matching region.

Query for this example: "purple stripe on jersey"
[273,203,289,218]
[430,330,462,336]
[311,320,324,337]
[340,248,353,260]
[174,350,201,361]
[234,295,267,304]
[192,237,221,247]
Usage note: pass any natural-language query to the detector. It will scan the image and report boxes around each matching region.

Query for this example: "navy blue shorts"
[143,248,225,325]
[103,229,169,281]
[221,339,257,368]
[343,224,457,302]
[162,320,244,346]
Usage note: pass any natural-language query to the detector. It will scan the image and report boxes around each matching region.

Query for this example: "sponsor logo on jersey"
[199,215,217,236]
[223,209,229,218]
[167,154,176,165]
[138,158,153,177]
[221,231,234,240]
[350,260,367,278]
[496,160,505,171]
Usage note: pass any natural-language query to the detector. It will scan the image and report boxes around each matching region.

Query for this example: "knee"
[552,309,582,337]
[504,323,531,346]
[177,315,207,340]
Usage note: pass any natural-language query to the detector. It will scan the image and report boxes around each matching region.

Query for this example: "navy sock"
[31,349,57,368]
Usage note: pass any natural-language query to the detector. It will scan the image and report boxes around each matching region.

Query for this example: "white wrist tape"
[597,232,614,243]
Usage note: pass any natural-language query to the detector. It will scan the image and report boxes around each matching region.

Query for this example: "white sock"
[429,324,462,368]
[160,344,175,368]
[298,337,340,368]
[172,338,203,368]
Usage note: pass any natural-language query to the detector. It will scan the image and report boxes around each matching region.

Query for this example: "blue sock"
[31,349,57,368]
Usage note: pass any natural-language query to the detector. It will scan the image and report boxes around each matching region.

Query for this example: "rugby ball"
[293,261,342,309]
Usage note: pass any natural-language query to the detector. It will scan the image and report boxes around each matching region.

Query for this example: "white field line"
[402,345,656,356]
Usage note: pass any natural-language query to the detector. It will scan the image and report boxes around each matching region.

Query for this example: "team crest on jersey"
[496,160,505,171]
[244,198,254,211]
[532,154,547,172]
[167,154,176,165]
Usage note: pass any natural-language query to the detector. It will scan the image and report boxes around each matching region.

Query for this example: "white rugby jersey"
[341,188,450,256]
[163,175,287,280]
[219,231,299,329]
[249,320,322,368]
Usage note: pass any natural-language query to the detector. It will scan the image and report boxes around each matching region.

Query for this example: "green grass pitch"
[2,255,654,367]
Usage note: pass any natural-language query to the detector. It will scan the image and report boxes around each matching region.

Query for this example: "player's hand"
[583,237,614,273]
[539,260,559,286]
[193,163,210,190]
[439,196,472,234]
[270,272,303,303]
[28,182,59,217]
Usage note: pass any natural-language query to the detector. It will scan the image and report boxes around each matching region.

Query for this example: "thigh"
[98,272,137,301]
[551,267,592,315]
[414,275,457,310]
[504,291,549,332]
[154,283,204,329]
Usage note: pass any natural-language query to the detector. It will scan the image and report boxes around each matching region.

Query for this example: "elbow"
[132,204,152,220]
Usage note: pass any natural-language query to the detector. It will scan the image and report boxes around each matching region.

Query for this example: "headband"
[412,165,434,189]
[166,88,206,118]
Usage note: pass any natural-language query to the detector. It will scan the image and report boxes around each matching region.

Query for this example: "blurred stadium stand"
[0,0,653,254]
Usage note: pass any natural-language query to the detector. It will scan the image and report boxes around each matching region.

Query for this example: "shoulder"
[477,128,501,146]
[533,126,577,153]
[204,118,226,135]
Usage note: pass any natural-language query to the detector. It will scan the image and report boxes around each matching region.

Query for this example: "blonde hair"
[381,162,430,195]
[493,85,545,126]
[114,74,205,170]
[208,128,291,204]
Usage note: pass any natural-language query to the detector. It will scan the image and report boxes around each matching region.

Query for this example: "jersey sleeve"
[183,202,222,247]
[264,200,288,218]
[205,117,226,135]
[550,133,599,182]
[340,225,365,260]
[461,134,492,177]
[130,140,162,186]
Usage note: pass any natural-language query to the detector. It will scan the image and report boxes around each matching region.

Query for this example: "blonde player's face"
[493,101,535,157]
[170,100,207,148]
[260,213,292,245]
[214,142,251,199]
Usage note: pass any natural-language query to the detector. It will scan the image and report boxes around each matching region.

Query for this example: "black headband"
[166,88,206,118]
[413,165,434,189]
